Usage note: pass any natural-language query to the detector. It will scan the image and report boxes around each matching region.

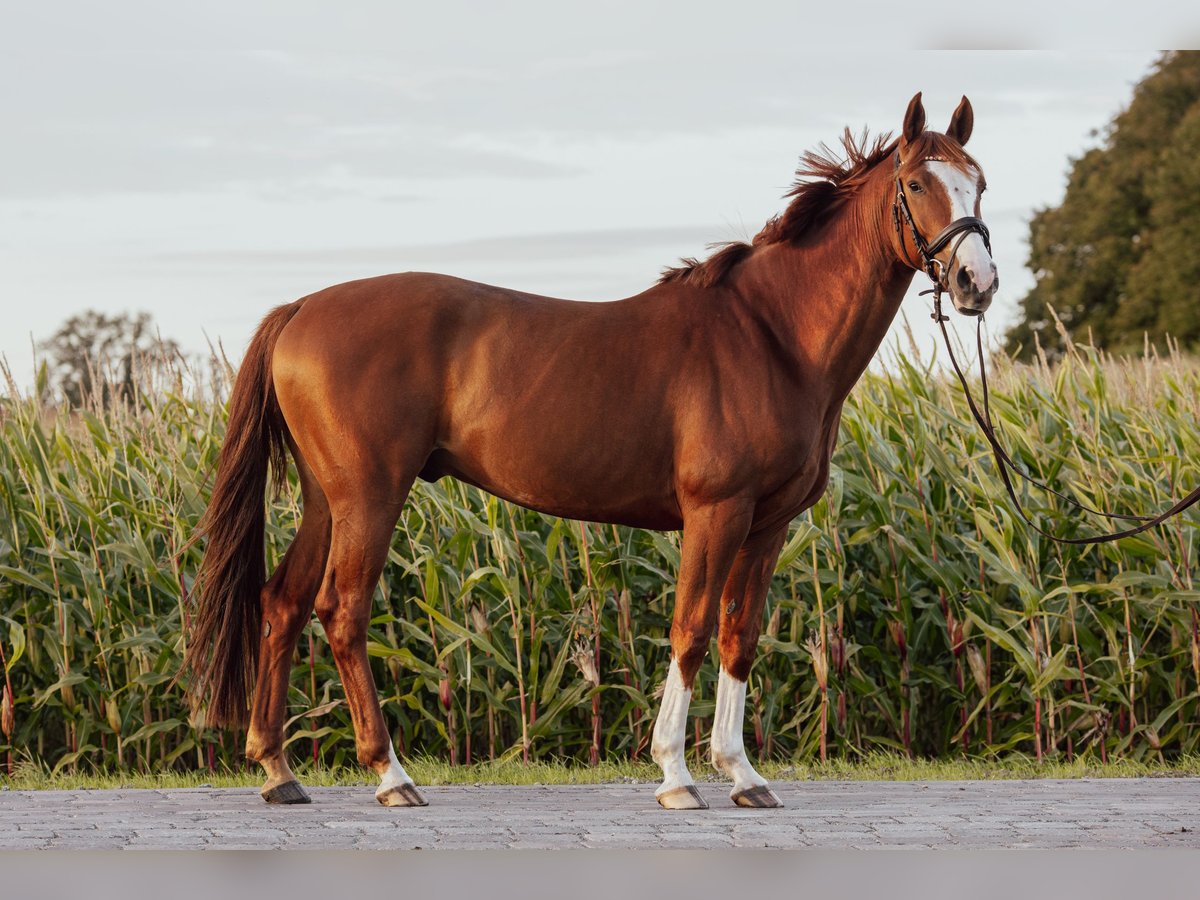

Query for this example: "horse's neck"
[737,172,913,403]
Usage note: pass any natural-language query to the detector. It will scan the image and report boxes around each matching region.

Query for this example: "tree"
[1005,52,1200,360]
[37,310,181,408]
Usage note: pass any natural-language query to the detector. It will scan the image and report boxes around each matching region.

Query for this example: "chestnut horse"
[185,93,997,809]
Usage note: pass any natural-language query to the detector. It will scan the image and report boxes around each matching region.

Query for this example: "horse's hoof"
[376,783,428,807]
[656,784,709,810]
[261,780,312,805]
[731,785,783,808]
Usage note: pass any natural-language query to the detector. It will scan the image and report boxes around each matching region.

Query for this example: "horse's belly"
[421,447,683,531]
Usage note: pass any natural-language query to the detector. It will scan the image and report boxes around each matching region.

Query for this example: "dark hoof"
[732,784,783,808]
[262,780,312,805]
[377,783,428,807]
[656,784,709,810]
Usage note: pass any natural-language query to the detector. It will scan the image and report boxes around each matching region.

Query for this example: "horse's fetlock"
[357,744,392,772]
[244,736,277,763]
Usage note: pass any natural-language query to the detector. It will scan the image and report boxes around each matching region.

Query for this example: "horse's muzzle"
[949,263,998,316]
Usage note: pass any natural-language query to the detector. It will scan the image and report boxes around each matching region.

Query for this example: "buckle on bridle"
[920,286,949,322]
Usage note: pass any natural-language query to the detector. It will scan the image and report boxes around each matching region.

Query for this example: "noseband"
[894,151,1200,545]
[891,151,991,301]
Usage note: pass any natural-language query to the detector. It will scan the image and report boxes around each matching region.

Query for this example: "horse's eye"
[908,181,922,193]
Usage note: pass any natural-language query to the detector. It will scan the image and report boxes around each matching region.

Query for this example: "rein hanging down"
[935,304,1200,545]
[892,155,1200,544]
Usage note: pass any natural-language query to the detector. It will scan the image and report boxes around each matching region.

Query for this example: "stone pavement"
[1,779,1199,849]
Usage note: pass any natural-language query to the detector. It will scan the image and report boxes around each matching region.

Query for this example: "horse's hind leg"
[245,449,331,804]
[314,489,426,808]
[711,526,788,808]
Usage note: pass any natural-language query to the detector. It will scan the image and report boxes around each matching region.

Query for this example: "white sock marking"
[375,743,414,797]
[651,659,694,795]
[711,668,768,793]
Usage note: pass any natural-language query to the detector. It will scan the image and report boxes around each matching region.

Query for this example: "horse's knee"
[671,629,712,685]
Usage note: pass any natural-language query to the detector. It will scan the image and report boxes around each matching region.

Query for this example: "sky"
[0,5,1168,382]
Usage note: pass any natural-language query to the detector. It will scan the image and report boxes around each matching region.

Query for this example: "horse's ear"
[946,95,974,146]
[901,92,926,145]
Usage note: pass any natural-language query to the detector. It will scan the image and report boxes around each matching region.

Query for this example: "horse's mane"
[659,128,975,287]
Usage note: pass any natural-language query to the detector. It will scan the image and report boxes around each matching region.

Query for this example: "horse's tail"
[184,301,302,728]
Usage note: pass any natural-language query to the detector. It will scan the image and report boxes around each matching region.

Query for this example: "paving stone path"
[2,779,1199,849]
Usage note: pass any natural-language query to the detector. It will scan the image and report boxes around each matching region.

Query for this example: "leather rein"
[892,151,1200,546]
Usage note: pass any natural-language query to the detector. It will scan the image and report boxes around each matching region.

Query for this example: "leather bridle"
[891,150,991,294]
[895,151,1200,545]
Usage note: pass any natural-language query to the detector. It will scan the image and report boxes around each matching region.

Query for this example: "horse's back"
[269,269,835,528]
[268,271,686,524]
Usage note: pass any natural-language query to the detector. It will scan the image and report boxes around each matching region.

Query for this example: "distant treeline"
[1007,51,1200,359]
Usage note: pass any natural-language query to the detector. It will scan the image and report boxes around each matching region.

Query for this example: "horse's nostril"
[957,266,973,291]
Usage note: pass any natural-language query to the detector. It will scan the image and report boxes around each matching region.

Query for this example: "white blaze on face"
[926,161,995,293]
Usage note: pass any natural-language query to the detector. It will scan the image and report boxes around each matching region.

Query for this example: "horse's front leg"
[651,499,753,810]
[711,526,788,808]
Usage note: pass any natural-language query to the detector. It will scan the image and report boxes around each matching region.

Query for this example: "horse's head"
[893,92,997,316]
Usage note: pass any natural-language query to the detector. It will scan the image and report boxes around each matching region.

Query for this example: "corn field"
[1,335,1198,776]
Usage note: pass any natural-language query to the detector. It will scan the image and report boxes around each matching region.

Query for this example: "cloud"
[6,6,1156,203]
[0,118,583,199]
[149,225,721,268]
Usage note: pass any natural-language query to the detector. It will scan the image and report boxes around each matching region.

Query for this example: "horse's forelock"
[900,132,980,175]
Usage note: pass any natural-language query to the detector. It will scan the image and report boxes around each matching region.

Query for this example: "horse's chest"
[756,461,828,521]
[751,411,841,529]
